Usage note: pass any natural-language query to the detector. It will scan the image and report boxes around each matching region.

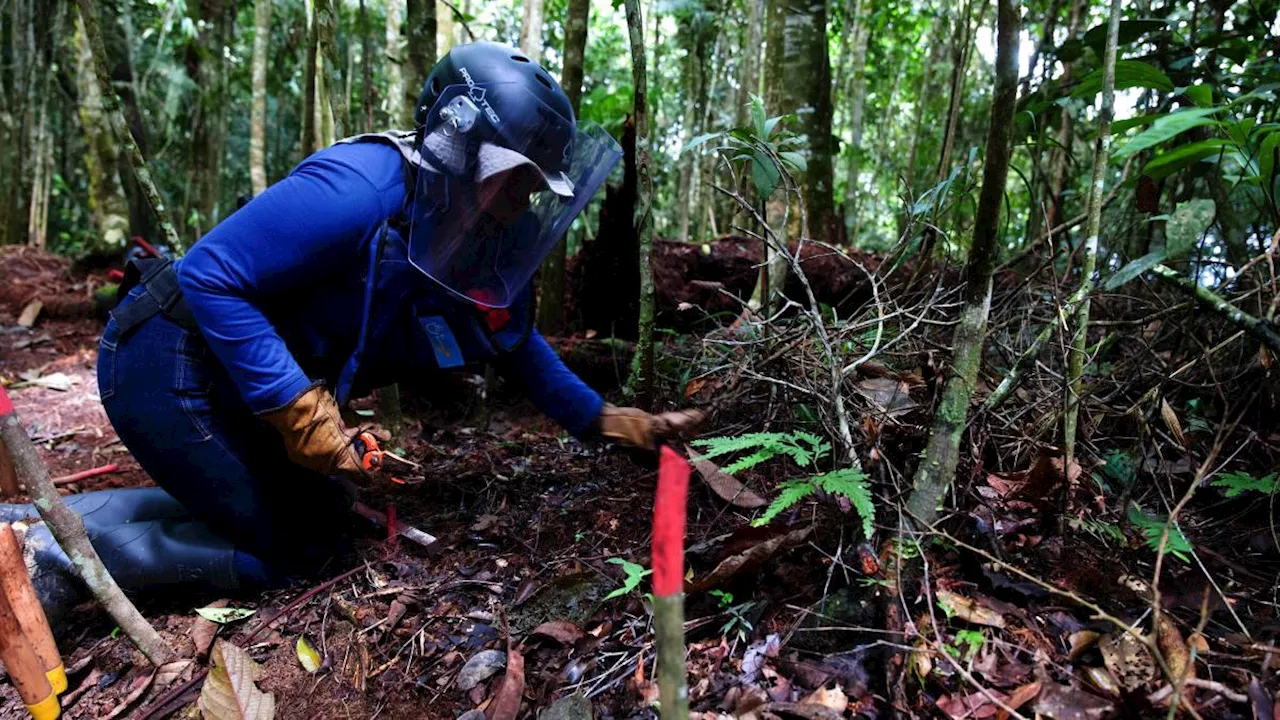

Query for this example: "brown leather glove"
[597,403,706,450]
[262,386,364,478]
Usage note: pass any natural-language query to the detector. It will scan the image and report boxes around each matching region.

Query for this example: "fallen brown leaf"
[1032,679,1114,720]
[191,599,230,660]
[1161,398,1187,447]
[458,649,506,690]
[937,689,1008,719]
[760,701,844,720]
[102,668,156,720]
[484,646,525,720]
[1157,614,1194,704]
[688,525,813,593]
[1099,631,1155,693]
[801,684,848,713]
[1002,680,1042,716]
[156,659,195,689]
[529,620,586,645]
[685,445,768,508]
[936,589,1007,628]
[198,639,276,720]
[17,299,42,328]
[1067,631,1100,661]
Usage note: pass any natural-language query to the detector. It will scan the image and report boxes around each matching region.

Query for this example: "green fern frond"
[817,469,875,539]
[1211,471,1279,498]
[1128,505,1193,563]
[689,433,792,459]
[752,479,819,527]
[722,450,783,475]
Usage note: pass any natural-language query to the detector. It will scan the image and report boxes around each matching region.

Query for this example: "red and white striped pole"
[652,446,690,720]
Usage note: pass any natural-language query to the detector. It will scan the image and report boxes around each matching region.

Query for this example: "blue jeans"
[98,287,356,578]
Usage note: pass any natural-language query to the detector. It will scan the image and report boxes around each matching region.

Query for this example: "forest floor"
[1,245,1279,720]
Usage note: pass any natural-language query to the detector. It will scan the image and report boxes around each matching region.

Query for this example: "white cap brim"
[476,142,575,198]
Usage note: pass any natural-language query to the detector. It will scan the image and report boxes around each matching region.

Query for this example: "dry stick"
[0,436,18,498]
[0,388,175,666]
[1151,264,1280,352]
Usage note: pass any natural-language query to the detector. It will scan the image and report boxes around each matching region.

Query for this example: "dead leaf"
[529,620,586,645]
[1032,679,1114,720]
[197,607,256,624]
[1082,667,1121,698]
[15,371,75,391]
[1067,631,1100,661]
[853,378,919,417]
[741,633,782,683]
[198,639,276,720]
[801,684,848,713]
[1003,680,1042,713]
[540,693,593,720]
[1246,676,1273,720]
[1098,631,1155,693]
[937,689,1008,719]
[296,636,323,673]
[102,668,156,720]
[17,299,42,328]
[61,667,102,709]
[458,649,507,691]
[191,599,229,660]
[910,638,933,680]
[1189,633,1208,654]
[686,445,768,508]
[936,589,1007,628]
[760,701,845,720]
[472,514,502,532]
[484,646,525,720]
[1161,398,1187,446]
[688,525,813,593]
[1157,614,1194,702]
[156,659,195,689]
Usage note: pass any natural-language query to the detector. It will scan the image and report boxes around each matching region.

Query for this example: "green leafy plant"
[944,629,986,662]
[689,432,875,538]
[1070,518,1126,546]
[1128,505,1193,563]
[1211,471,1279,497]
[604,558,652,601]
[681,94,806,200]
[709,590,734,609]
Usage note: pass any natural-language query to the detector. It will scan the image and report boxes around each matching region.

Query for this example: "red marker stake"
[652,446,689,720]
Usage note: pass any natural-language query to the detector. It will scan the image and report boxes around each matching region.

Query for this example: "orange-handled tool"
[0,574,59,719]
[0,524,65,695]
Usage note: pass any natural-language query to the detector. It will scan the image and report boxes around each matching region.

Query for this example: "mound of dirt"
[0,245,107,320]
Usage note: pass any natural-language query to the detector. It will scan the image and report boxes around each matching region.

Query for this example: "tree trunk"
[735,0,764,128]
[316,0,347,141]
[766,0,837,242]
[519,0,545,61]
[1046,0,1085,231]
[624,0,655,407]
[250,0,271,195]
[1063,0,1122,514]
[899,16,942,238]
[935,0,976,185]
[302,0,318,156]
[74,14,130,249]
[26,3,61,251]
[842,0,869,236]
[385,0,409,128]
[3,0,32,246]
[360,0,374,132]
[405,0,436,113]
[906,0,1020,528]
[185,0,230,240]
[74,0,180,250]
[437,0,454,55]
[535,0,590,336]
[97,0,156,244]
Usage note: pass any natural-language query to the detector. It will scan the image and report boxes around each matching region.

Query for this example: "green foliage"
[679,94,806,199]
[1211,471,1279,498]
[948,629,986,662]
[692,431,874,537]
[1127,505,1193,563]
[1070,518,1126,546]
[604,558,651,601]
[1072,61,1173,99]
[1113,108,1223,161]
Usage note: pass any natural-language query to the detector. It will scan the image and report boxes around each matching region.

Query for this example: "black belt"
[110,258,197,337]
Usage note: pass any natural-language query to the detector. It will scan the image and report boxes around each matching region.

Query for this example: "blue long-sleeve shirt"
[176,140,604,436]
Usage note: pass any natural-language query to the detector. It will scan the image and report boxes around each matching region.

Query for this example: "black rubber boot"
[1,488,248,626]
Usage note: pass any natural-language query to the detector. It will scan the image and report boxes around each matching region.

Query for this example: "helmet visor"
[407,83,623,308]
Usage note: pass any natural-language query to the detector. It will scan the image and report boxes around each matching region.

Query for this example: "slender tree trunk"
[97,0,156,243]
[26,0,60,251]
[250,0,271,195]
[185,0,230,239]
[74,0,180,250]
[906,0,1020,528]
[1046,0,1085,231]
[5,0,36,246]
[405,0,436,112]
[519,0,544,61]
[624,0,655,407]
[360,0,374,132]
[536,0,590,336]
[736,0,764,127]
[74,14,130,249]
[302,0,318,156]
[316,0,347,141]
[899,17,942,238]
[1063,0,1122,496]
[935,0,975,185]
[385,0,409,128]
[843,0,869,235]
[766,0,836,242]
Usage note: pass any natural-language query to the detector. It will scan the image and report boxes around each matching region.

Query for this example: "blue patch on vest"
[421,315,464,369]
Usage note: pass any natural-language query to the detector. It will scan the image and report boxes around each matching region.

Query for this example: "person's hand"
[262,386,366,480]
[597,403,706,450]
